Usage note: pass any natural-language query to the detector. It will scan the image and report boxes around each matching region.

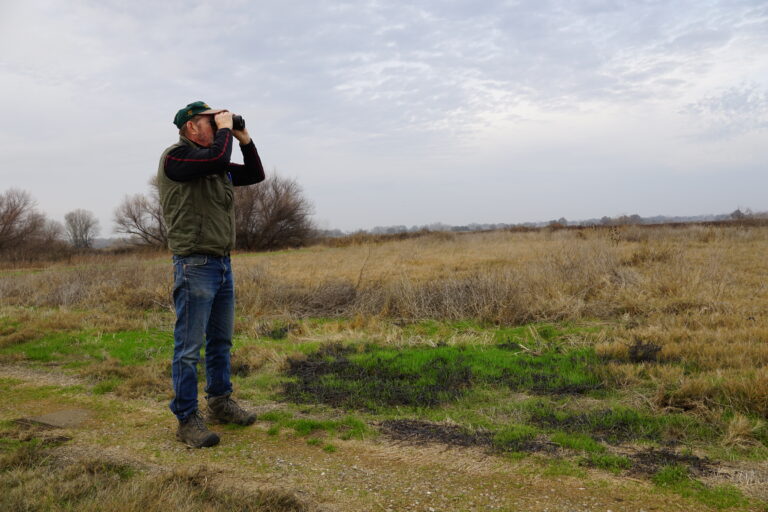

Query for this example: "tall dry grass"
[0,224,760,324]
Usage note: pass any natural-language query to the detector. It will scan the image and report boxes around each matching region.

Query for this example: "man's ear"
[183,119,201,138]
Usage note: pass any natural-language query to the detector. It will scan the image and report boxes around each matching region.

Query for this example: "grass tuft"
[580,453,632,473]
[492,424,538,452]
[550,432,606,453]
[260,410,369,440]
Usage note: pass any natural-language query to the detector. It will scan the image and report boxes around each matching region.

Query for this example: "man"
[157,101,265,448]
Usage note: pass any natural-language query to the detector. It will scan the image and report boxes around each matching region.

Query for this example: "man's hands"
[214,111,251,145]
[232,127,251,145]
[214,111,233,130]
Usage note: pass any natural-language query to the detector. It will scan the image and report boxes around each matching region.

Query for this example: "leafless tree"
[41,219,64,243]
[235,174,315,250]
[0,189,46,251]
[113,177,167,247]
[64,209,100,249]
[0,189,68,261]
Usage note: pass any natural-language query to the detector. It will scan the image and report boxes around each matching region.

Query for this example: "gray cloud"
[683,85,768,138]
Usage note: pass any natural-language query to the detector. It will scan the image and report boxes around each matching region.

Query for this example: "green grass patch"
[293,419,332,436]
[92,377,123,395]
[402,319,486,338]
[494,322,601,346]
[0,315,22,331]
[652,465,749,510]
[0,329,173,365]
[580,453,632,473]
[0,438,53,471]
[525,400,716,444]
[652,464,689,486]
[492,424,538,452]
[284,343,602,410]
[528,404,660,442]
[551,432,606,453]
[540,458,587,478]
[399,320,598,346]
[259,410,293,423]
[259,410,368,440]
[0,377,24,389]
[707,443,768,462]
[0,435,26,453]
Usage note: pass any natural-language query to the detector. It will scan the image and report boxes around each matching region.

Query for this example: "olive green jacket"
[156,136,235,257]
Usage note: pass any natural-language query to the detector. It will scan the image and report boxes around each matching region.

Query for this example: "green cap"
[173,101,224,128]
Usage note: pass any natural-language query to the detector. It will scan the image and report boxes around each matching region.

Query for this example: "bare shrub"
[235,174,315,250]
[113,177,167,247]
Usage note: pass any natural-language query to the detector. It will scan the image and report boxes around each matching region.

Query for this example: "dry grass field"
[1,223,768,511]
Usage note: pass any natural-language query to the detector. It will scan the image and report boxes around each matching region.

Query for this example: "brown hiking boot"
[176,410,220,448]
[206,394,257,426]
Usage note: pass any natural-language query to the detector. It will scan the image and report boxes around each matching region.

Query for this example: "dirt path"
[1,364,765,512]
[1,363,85,387]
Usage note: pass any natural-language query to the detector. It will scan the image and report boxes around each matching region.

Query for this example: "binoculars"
[209,114,245,131]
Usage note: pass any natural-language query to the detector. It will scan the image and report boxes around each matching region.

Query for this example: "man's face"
[188,115,215,147]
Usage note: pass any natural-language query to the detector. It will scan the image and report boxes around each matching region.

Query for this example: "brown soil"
[379,418,558,454]
[379,418,495,447]
[626,447,715,478]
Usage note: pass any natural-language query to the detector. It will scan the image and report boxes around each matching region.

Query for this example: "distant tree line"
[316,209,767,239]
[0,189,66,261]
[0,189,104,261]
[1,180,764,264]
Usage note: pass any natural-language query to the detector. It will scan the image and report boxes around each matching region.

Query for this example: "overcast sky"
[1,0,766,232]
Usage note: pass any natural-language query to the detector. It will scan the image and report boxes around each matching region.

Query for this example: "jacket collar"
[179,134,204,148]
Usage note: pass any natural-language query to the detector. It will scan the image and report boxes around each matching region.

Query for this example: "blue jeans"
[169,254,235,421]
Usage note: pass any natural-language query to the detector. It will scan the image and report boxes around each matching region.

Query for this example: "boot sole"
[207,415,257,426]
[176,432,220,448]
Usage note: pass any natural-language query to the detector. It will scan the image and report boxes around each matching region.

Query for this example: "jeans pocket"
[182,255,208,269]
